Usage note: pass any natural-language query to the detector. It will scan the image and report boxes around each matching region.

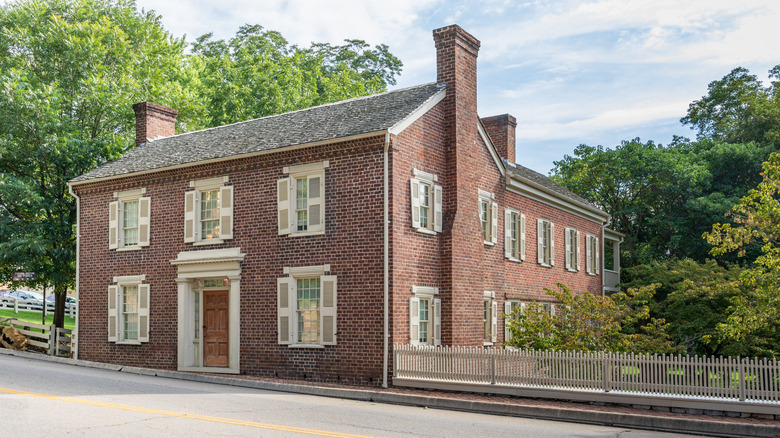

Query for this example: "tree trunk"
[52,283,68,329]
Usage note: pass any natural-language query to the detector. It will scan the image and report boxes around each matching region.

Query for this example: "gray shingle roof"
[506,162,601,212]
[71,83,446,183]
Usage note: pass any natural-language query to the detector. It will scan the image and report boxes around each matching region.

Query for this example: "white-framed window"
[504,209,525,261]
[277,265,337,347]
[409,286,441,346]
[483,291,497,345]
[278,161,327,236]
[410,169,442,234]
[564,227,580,272]
[184,177,234,244]
[503,300,526,343]
[537,219,555,267]
[478,189,498,245]
[586,233,600,275]
[107,275,150,344]
[109,188,150,250]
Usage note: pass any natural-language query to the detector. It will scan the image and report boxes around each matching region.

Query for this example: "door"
[203,290,229,367]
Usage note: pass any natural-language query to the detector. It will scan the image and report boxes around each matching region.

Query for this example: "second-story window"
[537,219,554,267]
[109,188,150,250]
[478,189,497,245]
[184,176,234,244]
[278,161,327,236]
[504,209,525,261]
[410,169,442,234]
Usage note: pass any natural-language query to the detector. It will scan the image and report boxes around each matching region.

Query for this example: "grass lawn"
[0,308,75,331]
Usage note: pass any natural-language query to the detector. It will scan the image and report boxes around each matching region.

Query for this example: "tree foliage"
[504,284,680,354]
[191,24,402,128]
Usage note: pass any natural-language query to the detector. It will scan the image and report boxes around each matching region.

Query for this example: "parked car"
[45,295,76,309]
[5,290,43,303]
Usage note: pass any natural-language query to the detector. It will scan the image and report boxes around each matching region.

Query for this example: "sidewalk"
[2,349,778,438]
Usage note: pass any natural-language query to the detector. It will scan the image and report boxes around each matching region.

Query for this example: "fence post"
[491,354,496,385]
[738,359,746,401]
[602,353,611,392]
[48,324,56,356]
[13,298,18,314]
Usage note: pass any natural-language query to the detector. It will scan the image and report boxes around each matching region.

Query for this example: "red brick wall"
[132,102,178,147]
[75,136,388,386]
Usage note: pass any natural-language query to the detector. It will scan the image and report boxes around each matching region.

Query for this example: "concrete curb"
[2,349,778,437]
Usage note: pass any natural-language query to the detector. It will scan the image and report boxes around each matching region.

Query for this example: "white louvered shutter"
[520,214,526,261]
[277,277,292,344]
[537,219,544,264]
[138,197,151,247]
[565,229,572,270]
[586,236,593,274]
[138,284,150,343]
[107,285,118,342]
[308,175,324,233]
[549,222,555,266]
[491,202,498,244]
[277,178,291,235]
[596,237,600,275]
[409,297,420,345]
[575,231,581,271]
[504,301,512,342]
[410,179,420,229]
[433,298,441,346]
[184,190,196,242]
[109,201,119,249]
[219,185,234,240]
[434,184,443,233]
[504,210,512,258]
[491,301,498,343]
[320,275,337,345]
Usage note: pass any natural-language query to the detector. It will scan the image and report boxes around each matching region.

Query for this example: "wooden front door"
[203,290,229,367]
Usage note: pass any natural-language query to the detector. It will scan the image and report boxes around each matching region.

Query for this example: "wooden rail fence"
[393,345,780,414]
[0,318,73,357]
[0,297,77,318]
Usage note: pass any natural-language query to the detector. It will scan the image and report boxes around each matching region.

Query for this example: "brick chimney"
[132,102,178,147]
[481,114,517,164]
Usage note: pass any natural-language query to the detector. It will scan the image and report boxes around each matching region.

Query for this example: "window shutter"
[109,201,119,249]
[575,231,581,271]
[308,175,324,233]
[504,301,512,342]
[277,178,291,235]
[549,222,555,266]
[138,197,151,247]
[184,190,196,243]
[565,229,572,270]
[520,214,526,261]
[409,297,420,346]
[138,284,150,343]
[107,285,118,342]
[491,202,498,244]
[586,236,593,274]
[320,275,337,345]
[491,301,498,343]
[537,219,544,264]
[504,210,512,258]
[433,298,441,346]
[434,184,443,233]
[595,237,600,275]
[219,185,234,240]
[277,277,292,345]
[550,304,556,317]
[410,179,420,229]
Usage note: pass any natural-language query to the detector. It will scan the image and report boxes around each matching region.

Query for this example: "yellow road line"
[0,387,373,438]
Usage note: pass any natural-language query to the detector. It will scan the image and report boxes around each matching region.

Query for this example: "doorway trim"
[171,247,244,374]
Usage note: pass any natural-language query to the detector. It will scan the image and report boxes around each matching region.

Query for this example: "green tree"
[0,0,198,327]
[191,24,402,128]
[504,284,680,354]
[705,153,780,358]
[682,66,780,146]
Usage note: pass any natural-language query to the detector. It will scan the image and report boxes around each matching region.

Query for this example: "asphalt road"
[0,354,696,437]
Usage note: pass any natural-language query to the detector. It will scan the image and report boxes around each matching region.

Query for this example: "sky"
[134,0,780,174]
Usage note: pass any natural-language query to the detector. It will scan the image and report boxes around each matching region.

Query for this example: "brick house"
[68,25,621,387]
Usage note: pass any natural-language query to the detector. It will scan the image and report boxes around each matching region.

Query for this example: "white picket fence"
[0,297,77,318]
[393,345,780,413]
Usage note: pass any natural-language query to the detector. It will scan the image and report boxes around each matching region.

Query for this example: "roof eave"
[507,172,609,223]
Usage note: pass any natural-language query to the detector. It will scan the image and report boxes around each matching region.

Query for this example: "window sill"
[116,340,142,345]
[414,227,437,236]
[539,263,552,268]
[483,342,494,347]
[507,257,523,263]
[288,343,325,349]
[566,268,579,273]
[193,239,225,246]
[483,241,495,246]
[116,246,143,251]
[587,272,599,277]
[288,230,325,238]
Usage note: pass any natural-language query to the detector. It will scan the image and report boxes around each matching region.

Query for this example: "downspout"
[601,216,610,296]
[382,132,390,388]
[68,184,80,359]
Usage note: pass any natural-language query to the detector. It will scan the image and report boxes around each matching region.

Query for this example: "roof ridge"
[144,82,439,144]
